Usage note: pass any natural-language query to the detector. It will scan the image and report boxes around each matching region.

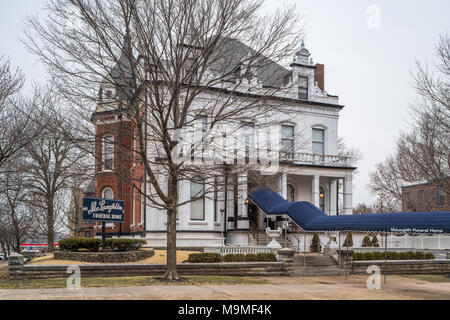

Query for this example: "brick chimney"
[314,63,325,91]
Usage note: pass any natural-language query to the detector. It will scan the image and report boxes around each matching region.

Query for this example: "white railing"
[144,238,225,248]
[204,246,275,256]
[281,152,352,168]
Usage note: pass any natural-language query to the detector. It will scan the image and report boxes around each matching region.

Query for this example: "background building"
[402,179,449,212]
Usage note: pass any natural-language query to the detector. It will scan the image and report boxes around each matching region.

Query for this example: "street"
[0,275,449,300]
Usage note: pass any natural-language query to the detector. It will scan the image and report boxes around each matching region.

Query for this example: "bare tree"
[0,57,39,170]
[0,161,35,253]
[25,0,303,279]
[370,34,450,205]
[338,137,362,166]
[24,86,91,251]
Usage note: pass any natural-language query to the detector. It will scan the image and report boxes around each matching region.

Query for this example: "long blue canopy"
[249,187,450,234]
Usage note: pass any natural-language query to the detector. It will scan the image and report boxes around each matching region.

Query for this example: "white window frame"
[102,187,114,200]
[281,125,295,159]
[312,127,325,156]
[190,176,205,221]
[298,76,309,100]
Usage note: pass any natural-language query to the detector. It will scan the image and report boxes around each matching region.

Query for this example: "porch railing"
[204,246,275,256]
[280,152,352,168]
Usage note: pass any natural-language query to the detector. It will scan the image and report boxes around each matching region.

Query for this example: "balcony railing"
[280,152,352,168]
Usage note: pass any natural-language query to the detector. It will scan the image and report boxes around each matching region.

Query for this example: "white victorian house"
[137,41,357,248]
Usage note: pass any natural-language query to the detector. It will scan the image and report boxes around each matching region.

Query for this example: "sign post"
[82,198,125,251]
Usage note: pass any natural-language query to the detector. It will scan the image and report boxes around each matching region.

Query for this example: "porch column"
[217,176,226,232]
[237,173,249,230]
[343,174,353,215]
[227,179,235,230]
[312,175,320,208]
[279,173,288,199]
[329,178,338,216]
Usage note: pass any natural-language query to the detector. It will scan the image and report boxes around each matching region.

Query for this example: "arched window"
[319,187,325,212]
[102,187,114,199]
[287,184,295,202]
[190,177,205,220]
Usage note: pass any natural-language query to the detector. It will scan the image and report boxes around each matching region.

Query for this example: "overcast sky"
[1,0,449,206]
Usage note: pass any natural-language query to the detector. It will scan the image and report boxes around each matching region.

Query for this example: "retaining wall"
[9,261,292,279]
[351,259,450,275]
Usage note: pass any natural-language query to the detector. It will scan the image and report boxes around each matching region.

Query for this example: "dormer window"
[298,76,308,100]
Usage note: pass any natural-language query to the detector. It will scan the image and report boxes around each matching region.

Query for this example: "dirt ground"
[28,250,197,265]
[0,275,449,300]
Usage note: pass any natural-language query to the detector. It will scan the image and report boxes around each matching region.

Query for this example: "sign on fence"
[82,198,124,223]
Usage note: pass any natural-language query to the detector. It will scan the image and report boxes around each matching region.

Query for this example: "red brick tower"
[91,36,146,237]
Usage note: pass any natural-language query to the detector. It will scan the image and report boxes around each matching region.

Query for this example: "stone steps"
[292,254,341,277]
[249,232,294,249]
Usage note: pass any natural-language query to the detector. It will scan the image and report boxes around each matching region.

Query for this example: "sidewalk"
[1,275,449,300]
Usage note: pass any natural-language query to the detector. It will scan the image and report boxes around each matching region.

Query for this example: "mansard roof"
[209,37,291,88]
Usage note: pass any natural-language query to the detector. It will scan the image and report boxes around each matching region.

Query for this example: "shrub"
[256,253,277,262]
[343,233,353,248]
[223,254,246,262]
[361,236,372,247]
[244,254,258,262]
[187,253,222,263]
[414,251,425,260]
[362,252,373,261]
[352,252,362,261]
[103,239,146,251]
[406,251,416,260]
[310,233,322,252]
[371,236,380,247]
[424,252,435,260]
[59,238,101,252]
[372,252,384,260]
[354,251,432,261]
[399,252,409,260]
[387,251,399,260]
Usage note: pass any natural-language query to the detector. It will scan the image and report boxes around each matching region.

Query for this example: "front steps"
[292,254,342,277]
[248,228,294,249]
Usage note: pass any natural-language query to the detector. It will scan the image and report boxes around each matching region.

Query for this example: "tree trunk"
[47,196,55,252]
[10,209,21,254]
[164,207,179,280]
[0,241,7,260]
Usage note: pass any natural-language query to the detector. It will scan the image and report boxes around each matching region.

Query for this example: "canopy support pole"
[338,231,341,273]
[345,232,349,281]
[384,232,388,284]
[303,231,306,277]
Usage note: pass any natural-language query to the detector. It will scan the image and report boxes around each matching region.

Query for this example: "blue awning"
[249,187,450,234]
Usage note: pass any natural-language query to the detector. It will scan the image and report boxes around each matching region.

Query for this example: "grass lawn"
[401,274,450,283]
[0,270,270,290]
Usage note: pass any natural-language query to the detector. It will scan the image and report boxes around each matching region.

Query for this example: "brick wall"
[93,113,145,236]
[402,182,449,212]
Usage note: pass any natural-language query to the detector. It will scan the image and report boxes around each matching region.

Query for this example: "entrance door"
[248,202,258,228]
